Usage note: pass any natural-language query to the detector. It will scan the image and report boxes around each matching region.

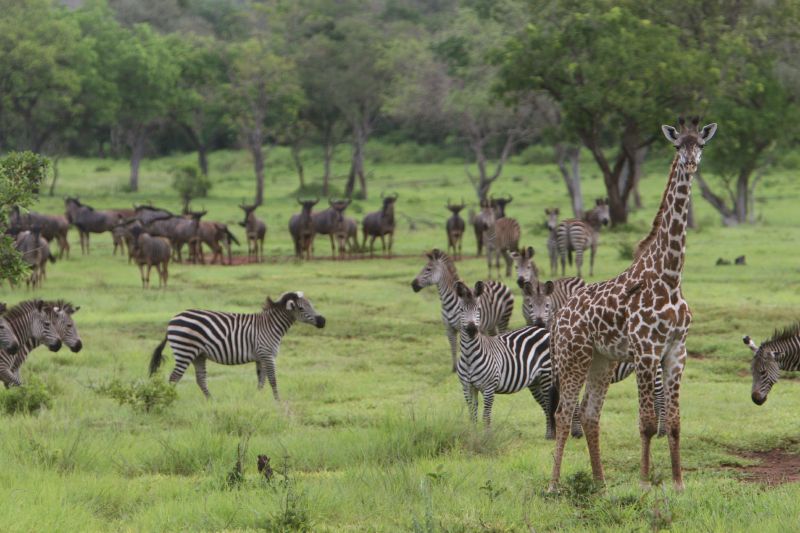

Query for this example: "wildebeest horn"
[296,196,304,205]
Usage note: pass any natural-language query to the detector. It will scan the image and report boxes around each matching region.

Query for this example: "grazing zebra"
[149,292,326,399]
[545,208,559,276]
[454,280,553,433]
[411,249,514,372]
[10,301,82,383]
[555,198,610,277]
[510,246,539,288]
[0,300,61,387]
[519,277,586,329]
[484,217,521,279]
[745,324,800,405]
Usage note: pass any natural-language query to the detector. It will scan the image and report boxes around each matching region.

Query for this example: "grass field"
[0,144,799,531]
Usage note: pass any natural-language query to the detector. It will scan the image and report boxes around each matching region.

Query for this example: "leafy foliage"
[171,164,212,210]
[92,377,177,414]
[0,378,53,415]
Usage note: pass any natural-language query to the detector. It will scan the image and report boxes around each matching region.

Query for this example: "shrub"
[92,377,177,413]
[171,164,212,212]
[0,378,53,415]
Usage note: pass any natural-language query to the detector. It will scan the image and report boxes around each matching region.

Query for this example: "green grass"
[1,145,799,531]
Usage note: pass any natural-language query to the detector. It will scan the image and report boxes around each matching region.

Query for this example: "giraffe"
[547,117,717,493]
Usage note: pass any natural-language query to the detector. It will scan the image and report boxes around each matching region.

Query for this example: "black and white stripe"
[520,277,586,329]
[0,300,61,387]
[412,249,513,372]
[745,324,800,405]
[149,292,325,399]
[555,199,609,278]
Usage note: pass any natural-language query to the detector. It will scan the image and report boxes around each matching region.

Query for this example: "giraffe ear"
[662,125,680,144]
[700,123,717,143]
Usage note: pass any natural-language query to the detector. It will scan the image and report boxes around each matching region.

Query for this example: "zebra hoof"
[571,428,584,439]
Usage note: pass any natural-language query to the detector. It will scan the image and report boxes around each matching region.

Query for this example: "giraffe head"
[455,280,484,338]
[661,116,717,174]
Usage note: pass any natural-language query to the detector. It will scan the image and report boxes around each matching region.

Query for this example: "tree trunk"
[735,169,749,223]
[322,140,333,196]
[252,141,265,206]
[345,126,367,199]
[555,143,583,218]
[198,145,209,177]
[129,129,146,193]
[48,155,60,197]
[291,141,305,189]
[695,172,738,226]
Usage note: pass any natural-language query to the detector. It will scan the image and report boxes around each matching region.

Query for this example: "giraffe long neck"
[655,154,692,284]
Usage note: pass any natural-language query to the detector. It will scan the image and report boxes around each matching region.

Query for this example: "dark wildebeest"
[445,199,466,260]
[238,204,267,263]
[344,217,359,254]
[289,198,319,260]
[130,225,171,289]
[10,207,70,259]
[194,219,238,265]
[313,199,351,259]
[64,197,122,254]
[362,193,398,258]
[14,228,56,289]
[139,210,205,264]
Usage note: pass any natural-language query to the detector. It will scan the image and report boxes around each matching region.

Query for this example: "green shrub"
[171,164,212,211]
[0,378,53,415]
[92,377,177,413]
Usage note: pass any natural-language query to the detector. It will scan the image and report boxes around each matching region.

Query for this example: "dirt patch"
[688,351,707,360]
[727,448,800,485]
[177,253,484,267]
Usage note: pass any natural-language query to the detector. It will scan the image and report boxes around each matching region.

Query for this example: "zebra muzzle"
[48,340,63,352]
[751,392,766,406]
[315,316,326,329]
[411,280,422,292]
[465,323,478,337]
[70,340,83,353]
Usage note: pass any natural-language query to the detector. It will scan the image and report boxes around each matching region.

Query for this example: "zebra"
[0,300,61,387]
[484,217,521,279]
[509,246,539,288]
[554,198,610,277]
[148,292,326,399]
[545,208,559,276]
[745,324,800,405]
[10,301,82,383]
[454,280,553,434]
[411,249,514,372]
[519,277,586,329]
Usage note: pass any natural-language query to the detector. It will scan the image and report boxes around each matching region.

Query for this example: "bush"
[0,378,53,415]
[92,377,177,413]
[171,164,212,211]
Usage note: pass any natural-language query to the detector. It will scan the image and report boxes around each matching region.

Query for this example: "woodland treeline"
[2,0,799,224]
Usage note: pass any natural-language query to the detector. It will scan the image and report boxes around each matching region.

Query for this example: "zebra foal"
[411,249,513,372]
[745,324,800,405]
[149,292,326,399]
[555,198,610,278]
[0,300,61,387]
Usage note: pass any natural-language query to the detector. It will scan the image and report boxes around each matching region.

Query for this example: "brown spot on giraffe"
[548,117,717,493]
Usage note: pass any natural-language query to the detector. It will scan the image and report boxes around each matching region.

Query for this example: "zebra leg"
[446,327,458,372]
[0,365,22,387]
[168,354,193,385]
[482,388,495,428]
[655,365,666,437]
[661,344,687,491]
[258,355,280,401]
[503,250,513,277]
[571,393,585,438]
[589,243,597,277]
[462,382,478,424]
[193,355,211,398]
[575,248,584,278]
[529,380,554,439]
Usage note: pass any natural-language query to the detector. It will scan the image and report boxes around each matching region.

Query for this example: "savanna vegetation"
[0,146,798,531]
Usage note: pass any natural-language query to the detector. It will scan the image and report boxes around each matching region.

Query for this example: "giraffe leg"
[446,326,458,372]
[635,353,661,488]
[581,354,615,485]
[193,355,211,398]
[662,344,687,491]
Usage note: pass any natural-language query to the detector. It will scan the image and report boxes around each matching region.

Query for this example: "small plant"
[645,471,673,531]
[92,377,177,413]
[426,464,448,484]
[171,164,212,212]
[617,240,635,261]
[0,379,53,415]
[264,455,312,532]
[479,478,507,503]
[563,470,602,507]
[225,434,250,490]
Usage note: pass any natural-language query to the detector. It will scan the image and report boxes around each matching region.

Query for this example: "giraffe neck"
[634,154,692,286]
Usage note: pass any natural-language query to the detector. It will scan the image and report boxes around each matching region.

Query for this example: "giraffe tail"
[149,335,168,376]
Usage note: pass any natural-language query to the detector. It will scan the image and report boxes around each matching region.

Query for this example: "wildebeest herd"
[4,119,800,494]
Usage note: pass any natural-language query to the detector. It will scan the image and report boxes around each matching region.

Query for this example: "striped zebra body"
[484,217,520,278]
[521,277,586,329]
[545,208,560,276]
[745,324,800,405]
[555,199,609,278]
[149,292,325,398]
[0,300,61,387]
[412,250,513,371]
[10,301,82,382]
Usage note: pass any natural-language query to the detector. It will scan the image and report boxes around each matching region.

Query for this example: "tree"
[227,38,302,206]
[498,2,708,224]
[172,164,211,213]
[0,152,49,283]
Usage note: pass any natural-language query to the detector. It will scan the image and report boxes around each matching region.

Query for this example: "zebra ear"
[544,281,555,296]
[473,281,484,297]
[522,281,534,296]
[34,299,44,311]
[0,303,5,314]
[455,281,469,298]
[285,299,297,311]
[527,246,534,258]
[67,305,79,314]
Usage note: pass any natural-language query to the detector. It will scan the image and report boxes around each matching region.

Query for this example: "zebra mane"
[430,249,458,279]
[634,156,680,260]
[4,300,43,321]
[764,322,800,348]
[47,299,75,313]
[265,292,300,310]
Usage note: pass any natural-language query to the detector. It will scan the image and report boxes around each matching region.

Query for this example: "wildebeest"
[239,204,267,263]
[10,207,70,259]
[344,217,359,254]
[362,193,398,257]
[445,199,466,260]
[313,199,351,259]
[472,199,495,256]
[64,197,123,254]
[14,228,55,289]
[130,225,171,289]
[195,219,238,265]
[289,198,319,260]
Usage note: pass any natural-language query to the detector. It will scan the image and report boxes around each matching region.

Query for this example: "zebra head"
[510,246,538,287]
[455,281,483,338]
[744,334,781,406]
[31,300,62,352]
[411,249,452,292]
[0,303,20,355]
[662,117,717,175]
[273,292,325,329]
[594,198,610,227]
[545,208,559,232]
[48,302,82,353]
[522,280,554,329]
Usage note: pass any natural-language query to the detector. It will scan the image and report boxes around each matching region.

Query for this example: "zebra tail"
[149,336,168,376]
[547,373,559,433]
[567,249,573,266]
